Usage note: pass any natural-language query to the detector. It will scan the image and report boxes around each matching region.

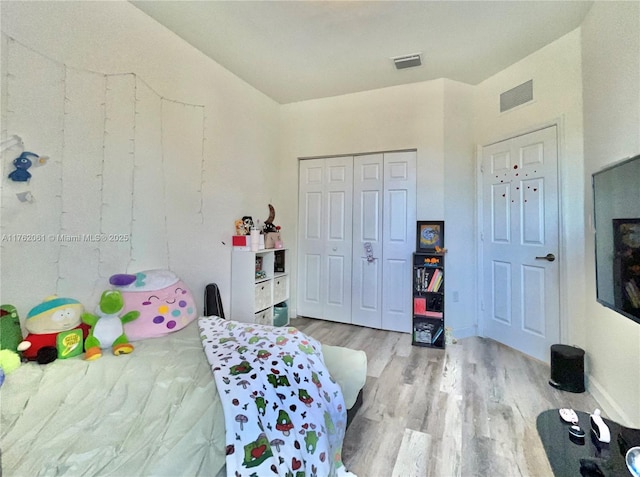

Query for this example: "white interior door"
[298,157,353,323]
[481,126,560,361]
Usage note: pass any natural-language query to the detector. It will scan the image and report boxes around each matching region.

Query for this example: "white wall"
[280,79,478,338]
[473,29,586,349]
[0,2,281,319]
[581,1,640,427]
[443,81,477,337]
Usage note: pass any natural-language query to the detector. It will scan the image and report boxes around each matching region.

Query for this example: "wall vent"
[392,54,422,70]
[500,80,533,112]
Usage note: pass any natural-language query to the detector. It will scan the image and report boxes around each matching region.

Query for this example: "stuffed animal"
[0,349,21,374]
[1,304,23,353]
[0,305,23,384]
[7,152,36,182]
[82,290,140,360]
[0,349,21,388]
[109,269,197,341]
[241,216,254,235]
[19,296,89,364]
[235,219,245,236]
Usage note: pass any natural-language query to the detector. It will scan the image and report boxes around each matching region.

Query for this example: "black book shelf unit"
[412,252,445,349]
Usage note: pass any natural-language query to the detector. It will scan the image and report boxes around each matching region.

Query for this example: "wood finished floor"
[291,317,603,477]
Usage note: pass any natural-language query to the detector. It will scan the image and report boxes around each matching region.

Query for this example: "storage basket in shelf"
[273,302,288,327]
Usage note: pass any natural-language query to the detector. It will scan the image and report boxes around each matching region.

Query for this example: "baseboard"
[588,373,638,427]
[449,325,477,341]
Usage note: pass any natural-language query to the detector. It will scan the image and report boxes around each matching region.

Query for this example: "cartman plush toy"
[19,296,89,364]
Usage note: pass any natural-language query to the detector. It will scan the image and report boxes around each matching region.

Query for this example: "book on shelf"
[422,310,443,318]
[427,268,443,292]
[433,271,443,292]
[413,297,427,315]
[431,326,444,344]
[414,267,434,292]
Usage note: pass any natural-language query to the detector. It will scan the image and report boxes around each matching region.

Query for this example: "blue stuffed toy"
[8,152,38,182]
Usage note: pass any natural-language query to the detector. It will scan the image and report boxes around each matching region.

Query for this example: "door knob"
[535,253,556,262]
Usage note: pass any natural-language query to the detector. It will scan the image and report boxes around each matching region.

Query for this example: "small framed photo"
[417,221,444,251]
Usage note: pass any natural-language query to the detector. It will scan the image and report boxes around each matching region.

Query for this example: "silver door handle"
[535,253,556,262]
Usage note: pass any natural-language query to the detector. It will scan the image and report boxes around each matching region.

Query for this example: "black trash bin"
[549,344,585,393]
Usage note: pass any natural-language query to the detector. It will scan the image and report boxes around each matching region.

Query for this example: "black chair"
[204,283,225,318]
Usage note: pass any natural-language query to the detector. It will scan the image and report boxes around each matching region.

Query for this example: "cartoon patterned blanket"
[198,316,356,477]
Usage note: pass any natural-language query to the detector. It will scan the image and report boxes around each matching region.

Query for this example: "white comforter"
[0,320,366,477]
[1,322,226,476]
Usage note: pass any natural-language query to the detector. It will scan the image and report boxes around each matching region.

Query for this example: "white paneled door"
[351,154,384,328]
[298,151,416,332]
[298,157,353,323]
[381,152,417,332]
[481,126,559,362]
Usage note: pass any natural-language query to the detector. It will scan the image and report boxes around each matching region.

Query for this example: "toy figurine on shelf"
[263,204,278,233]
[262,204,282,249]
[241,216,254,235]
[235,219,245,236]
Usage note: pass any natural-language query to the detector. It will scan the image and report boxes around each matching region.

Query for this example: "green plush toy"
[0,349,21,373]
[0,305,23,386]
[82,290,140,361]
[1,304,23,353]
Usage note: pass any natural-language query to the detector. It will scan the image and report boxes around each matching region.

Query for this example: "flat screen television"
[592,154,640,324]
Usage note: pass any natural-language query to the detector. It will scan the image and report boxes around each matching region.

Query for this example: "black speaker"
[549,344,585,393]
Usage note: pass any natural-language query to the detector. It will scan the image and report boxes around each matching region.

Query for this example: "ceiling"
[131,1,594,104]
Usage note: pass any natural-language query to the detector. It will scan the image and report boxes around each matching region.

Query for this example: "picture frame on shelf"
[416,220,444,252]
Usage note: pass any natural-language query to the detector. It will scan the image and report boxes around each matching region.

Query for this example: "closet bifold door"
[380,151,416,333]
[297,156,353,323]
[351,153,384,329]
[298,151,415,332]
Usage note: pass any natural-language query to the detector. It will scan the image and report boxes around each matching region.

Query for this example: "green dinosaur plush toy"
[82,290,140,361]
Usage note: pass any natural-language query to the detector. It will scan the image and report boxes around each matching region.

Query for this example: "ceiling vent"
[500,80,533,112]
[392,53,422,70]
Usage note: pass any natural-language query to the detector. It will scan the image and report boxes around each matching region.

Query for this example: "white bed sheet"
[1,320,366,477]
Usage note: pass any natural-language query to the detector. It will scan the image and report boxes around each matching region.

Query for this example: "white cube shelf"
[231,248,289,326]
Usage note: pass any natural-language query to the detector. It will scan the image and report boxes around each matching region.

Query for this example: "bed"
[0,317,367,476]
